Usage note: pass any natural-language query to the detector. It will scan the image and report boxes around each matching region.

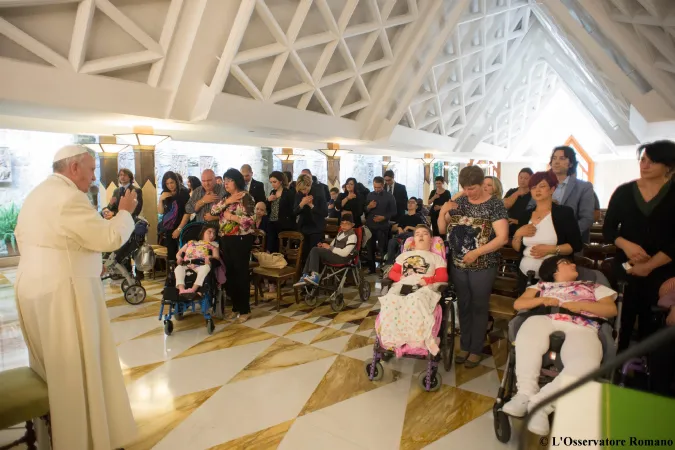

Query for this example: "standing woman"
[211,168,257,323]
[267,171,296,252]
[335,177,364,228]
[158,171,190,261]
[512,171,582,295]
[483,176,504,200]
[438,166,509,368]
[603,140,675,352]
[187,176,202,195]
[429,176,451,236]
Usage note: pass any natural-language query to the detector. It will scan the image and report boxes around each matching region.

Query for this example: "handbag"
[253,251,288,269]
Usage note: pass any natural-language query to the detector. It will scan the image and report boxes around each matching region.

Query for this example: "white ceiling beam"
[357,0,445,140]
[148,0,184,87]
[69,0,95,72]
[0,17,71,70]
[0,0,79,6]
[189,0,255,121]
[95,0,162,55]
[79,50,163,75]
[539,0,675,122]
[365,0,472,141]
[576,0,675,115]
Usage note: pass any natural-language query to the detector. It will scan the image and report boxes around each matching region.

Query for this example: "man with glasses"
[185,169,225,225]
[366,176,396,274]
[383,169,408,221]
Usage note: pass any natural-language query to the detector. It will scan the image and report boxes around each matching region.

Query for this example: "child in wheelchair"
[377,225,448,356]
[294,213,357,287]
[174,225,220,295]
[502,255,618,435]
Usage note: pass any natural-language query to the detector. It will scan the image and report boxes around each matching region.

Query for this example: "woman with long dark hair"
[335,177,364,227]
[429,176,451,236]
[158,171,190,260]
[187,176,202,195]
[267,171,296,252]
[211,168,256,323]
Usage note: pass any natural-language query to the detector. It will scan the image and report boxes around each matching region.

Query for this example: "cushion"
[253,266,297,278]
[0,367,49,429]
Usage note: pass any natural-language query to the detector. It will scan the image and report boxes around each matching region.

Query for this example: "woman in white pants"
[502,256,617,435]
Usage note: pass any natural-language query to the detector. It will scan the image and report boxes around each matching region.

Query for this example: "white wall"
[593,159,639,208]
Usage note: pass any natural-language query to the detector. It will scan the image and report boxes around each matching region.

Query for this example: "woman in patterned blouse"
[211,168,256,323]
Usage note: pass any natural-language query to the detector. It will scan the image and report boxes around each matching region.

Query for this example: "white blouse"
[519,213,557,278]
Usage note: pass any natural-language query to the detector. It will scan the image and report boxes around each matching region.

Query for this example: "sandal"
[235,314,250,324]
[454,350,469,364]
[464,354,483,368]
[224,311,238,320]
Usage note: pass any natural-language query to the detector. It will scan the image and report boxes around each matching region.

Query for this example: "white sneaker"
[527,410,550,436]
[502,393,529,418]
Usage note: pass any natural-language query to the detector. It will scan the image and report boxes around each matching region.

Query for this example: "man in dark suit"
[102,168,143,219]
[301,168,330,204]
[240,164,266,204]
[383,169,408,221]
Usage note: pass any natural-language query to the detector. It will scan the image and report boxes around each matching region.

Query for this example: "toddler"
[175,226,220,294]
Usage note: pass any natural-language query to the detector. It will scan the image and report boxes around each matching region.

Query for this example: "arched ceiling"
[0,0,673,158]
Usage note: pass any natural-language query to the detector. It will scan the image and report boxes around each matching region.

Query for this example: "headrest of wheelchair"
[576,266,611,289]
[403,236,446,260]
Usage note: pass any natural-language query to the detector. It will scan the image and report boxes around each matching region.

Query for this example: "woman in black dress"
[157,171,190,261]
[428,176,451,236]
[335,177,364,228]
[603,141,675,352]
[266,171,296,252]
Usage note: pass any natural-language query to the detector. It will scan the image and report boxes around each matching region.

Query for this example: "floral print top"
[529,281,617,330]
[210,192,256,236]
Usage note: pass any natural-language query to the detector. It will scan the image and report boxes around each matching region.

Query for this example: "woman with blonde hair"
[483,176,503,200]
[294,173,328,263]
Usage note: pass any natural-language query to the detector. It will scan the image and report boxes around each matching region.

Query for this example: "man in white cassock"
[14,145,138,450]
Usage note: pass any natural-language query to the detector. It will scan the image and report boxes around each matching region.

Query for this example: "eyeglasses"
[557,259,573,266]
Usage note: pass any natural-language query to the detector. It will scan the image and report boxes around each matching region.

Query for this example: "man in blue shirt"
[366,176,396,273]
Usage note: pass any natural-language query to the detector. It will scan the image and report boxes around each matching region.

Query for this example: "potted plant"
[0,203,19,256]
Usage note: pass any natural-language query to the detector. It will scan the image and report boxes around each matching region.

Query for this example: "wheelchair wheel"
[124,285,146,305]
[494,409,511,443]
[441,302,456,372]
[164,319,173,336]
[418,370,442,392]
[331,293,345,312]
[121,278,139,292]
[304,289,318,307]
[364,359,384,381]
[359,279,371,301]
[206,318,215,335]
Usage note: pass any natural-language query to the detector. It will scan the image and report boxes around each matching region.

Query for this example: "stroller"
[301,227,370,312]
[101,216,149,305]
[493,267,625,442]
[365,236,457,392]
[159,222,223,336]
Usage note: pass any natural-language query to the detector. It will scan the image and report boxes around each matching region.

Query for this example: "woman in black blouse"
[157,171,190,262]
[335,177,364,227]
[429,176,451,236]
[266,171,296,252]
[603,140,675,354]
[512,171,582,295]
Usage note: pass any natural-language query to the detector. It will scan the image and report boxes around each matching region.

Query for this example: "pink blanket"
[375,304,443,357]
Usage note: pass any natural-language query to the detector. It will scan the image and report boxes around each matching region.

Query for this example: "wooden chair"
[583,243,605,269]
[0,367,50,450]
[324,221,339,240]
[253,231,304,311]
[151,245,168,279]
[249,230,267,270]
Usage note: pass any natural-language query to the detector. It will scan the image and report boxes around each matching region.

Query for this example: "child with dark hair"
[503,255,618,435]
[174,226,220,294]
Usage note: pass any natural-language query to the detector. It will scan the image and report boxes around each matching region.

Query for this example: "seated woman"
[385,198,424,265]
[512,171,582,295]
[378,225,449,355]
[294,213,358,287]
[502,256,618,436]
[175,226,220,294]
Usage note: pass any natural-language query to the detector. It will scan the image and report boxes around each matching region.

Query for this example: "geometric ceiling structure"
[0,0,674,159]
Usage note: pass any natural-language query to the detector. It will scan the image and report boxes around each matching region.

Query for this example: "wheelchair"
[158,222,223,336]
[301,227,370,312]
[365,236,458,392]
[493,267,625,442]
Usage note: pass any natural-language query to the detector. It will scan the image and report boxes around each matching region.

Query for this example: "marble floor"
[0,266,543,450]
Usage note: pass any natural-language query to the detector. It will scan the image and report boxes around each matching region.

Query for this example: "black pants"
[221,234,254,315]
[451,265,497,355]
[650,330,675,397]
[516,270,536,297]
[303,248,350,275]
[267,221,282,253]
[619,275,662,351]
[368,227,388,271]
[162,232,179,263]
[301,232,324,265]
[430,212,441,237]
